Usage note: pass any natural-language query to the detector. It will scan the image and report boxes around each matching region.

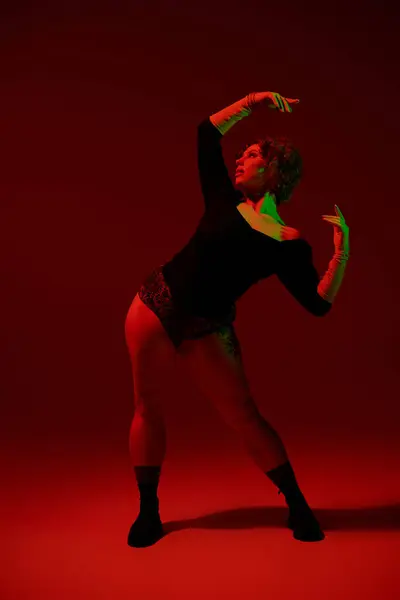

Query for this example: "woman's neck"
[244,191,283,222]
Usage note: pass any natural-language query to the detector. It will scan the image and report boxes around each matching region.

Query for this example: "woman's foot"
[287,505,325,542]
[127,511,165,548]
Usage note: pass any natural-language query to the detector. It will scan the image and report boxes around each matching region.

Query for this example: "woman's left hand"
[322,204,350,255]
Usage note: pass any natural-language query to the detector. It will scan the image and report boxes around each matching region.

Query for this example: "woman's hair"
[237,136,303,206]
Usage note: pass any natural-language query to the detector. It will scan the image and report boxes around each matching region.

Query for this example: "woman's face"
[235,144,278,196]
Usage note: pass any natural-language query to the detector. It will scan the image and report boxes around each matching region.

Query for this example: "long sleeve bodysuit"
[160,118,332,320]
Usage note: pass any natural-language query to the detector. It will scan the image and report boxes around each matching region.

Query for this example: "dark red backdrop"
[1,0,399,467]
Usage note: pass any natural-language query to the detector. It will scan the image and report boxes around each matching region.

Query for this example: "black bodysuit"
[138,118,331,349]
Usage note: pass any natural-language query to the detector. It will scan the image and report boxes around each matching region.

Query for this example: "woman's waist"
[143,266,230,318]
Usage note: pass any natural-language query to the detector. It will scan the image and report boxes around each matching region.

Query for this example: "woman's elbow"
[313,301,332,317]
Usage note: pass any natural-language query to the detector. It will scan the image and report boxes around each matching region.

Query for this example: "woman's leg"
[125,293,177,466]
[177,325,325,541]
[124,292,178,547]
[177,325,288,472]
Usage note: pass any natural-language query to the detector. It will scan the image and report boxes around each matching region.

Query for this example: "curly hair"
[237,137,303,206]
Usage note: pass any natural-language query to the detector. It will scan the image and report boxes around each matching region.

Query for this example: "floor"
[4,441,400,599]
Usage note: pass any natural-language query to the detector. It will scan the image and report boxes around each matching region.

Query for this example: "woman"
[124,91,350,548]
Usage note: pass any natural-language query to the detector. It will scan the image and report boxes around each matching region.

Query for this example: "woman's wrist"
[209,95,253,136]
[334,249,350,262]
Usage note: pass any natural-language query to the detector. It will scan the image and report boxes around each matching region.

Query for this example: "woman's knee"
[219,392,262,432]
[133,401,166,422]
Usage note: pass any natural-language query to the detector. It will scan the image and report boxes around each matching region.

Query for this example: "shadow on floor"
[162,502,400,536]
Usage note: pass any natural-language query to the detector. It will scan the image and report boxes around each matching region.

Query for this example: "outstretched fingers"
[275,94,300,112]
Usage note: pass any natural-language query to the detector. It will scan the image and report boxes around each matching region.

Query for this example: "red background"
[1,2,399,598]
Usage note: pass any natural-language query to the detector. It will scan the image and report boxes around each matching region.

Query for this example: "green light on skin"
[245,191,285,225]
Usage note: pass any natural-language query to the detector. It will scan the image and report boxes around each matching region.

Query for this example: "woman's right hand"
[249,92,300,113]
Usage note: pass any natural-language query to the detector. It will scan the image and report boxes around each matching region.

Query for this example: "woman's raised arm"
[197,92,299,211]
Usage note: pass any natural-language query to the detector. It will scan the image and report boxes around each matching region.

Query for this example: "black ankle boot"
[127,508,164,548]
[266,460,325,542]
[286,502,325,542]
[128,466,164,548]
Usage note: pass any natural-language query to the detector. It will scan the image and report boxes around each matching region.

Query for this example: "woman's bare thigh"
[125,293,178,416]
[177,326,260,427]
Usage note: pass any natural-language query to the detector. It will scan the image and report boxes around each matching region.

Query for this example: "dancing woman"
[124,91,350,547]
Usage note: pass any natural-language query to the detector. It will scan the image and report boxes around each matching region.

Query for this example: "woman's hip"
[125,265,237,350]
